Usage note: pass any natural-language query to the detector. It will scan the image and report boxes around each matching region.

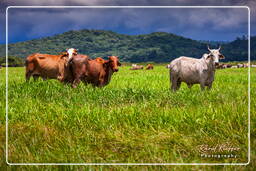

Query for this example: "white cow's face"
[208,46,225,64]
[66,48,78,59]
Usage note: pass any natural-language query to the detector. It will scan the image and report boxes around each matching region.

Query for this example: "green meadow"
[0,66,255,170]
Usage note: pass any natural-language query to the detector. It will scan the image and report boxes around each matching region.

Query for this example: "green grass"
[0,66,255,169]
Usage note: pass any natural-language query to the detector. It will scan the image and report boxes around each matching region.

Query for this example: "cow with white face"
[169,45,225,91]
[207,45,225,65]
[66,48,78,61]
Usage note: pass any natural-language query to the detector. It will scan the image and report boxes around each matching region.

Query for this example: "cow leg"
[98,79,105,87]
[176,79,182,90]
[57,75,64,82]
[171,79,178,91]
[25,71,32,82]
[170,72,178,91]
[97,73,105,87]
[72,77,81,88]
[207,82,213,90]
[72,73,83,88]
[206,76,214,90]
[57,70,66,82]
[200,82,206,90]
[33,74,40,81]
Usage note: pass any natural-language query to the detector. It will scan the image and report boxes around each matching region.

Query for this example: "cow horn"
[218,46,221,51]
[207,45,211,51]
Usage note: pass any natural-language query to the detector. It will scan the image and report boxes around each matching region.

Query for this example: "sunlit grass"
[0,66,254,166]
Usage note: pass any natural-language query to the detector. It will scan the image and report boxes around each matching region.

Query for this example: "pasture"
[0,66,254,168]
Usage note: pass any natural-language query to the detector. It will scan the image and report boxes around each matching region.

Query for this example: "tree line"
[0,29,254,66]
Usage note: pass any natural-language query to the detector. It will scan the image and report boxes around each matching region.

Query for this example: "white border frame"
[5,6,251,166]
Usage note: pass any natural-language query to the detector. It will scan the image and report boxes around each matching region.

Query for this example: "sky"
[0,0,255,44]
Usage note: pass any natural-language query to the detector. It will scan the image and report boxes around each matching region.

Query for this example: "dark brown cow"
[71,56,121,88]
[226,64,232,68]
[146,64,154,70]
[25,49,78,82]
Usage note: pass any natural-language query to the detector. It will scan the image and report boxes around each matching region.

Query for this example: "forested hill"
[0,29,254,62]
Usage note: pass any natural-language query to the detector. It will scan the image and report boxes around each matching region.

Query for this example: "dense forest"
[0,29,254,63]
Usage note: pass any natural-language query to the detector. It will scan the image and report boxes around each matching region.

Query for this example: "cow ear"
[118,61,122,66]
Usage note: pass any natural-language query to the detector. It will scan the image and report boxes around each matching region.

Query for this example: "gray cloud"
[6,7,249,42]
[1,0,255,43]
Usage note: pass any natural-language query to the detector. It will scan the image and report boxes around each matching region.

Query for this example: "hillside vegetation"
[0,29,254,62]
[0,56,24,67]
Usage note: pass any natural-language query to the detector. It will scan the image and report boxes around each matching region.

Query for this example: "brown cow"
[25,48,78,82]
[146,64,154,70]
[70,56,121,88]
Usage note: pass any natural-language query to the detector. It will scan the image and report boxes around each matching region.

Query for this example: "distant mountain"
[0,29,254,62]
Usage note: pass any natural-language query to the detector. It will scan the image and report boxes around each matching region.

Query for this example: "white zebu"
[169,46,225,91]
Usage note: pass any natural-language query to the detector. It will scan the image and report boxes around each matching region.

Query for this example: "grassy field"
[0,66,255,170]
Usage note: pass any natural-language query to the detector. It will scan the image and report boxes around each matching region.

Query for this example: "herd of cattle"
[129,64,154,70]
[23,46,252,90]
[215,63,256,69]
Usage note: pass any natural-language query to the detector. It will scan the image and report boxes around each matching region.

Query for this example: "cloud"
[6,7,249,42]
[1,0,255,43]
[186,8,248,29]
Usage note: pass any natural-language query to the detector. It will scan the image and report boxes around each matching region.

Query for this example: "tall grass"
[0,66,254,167]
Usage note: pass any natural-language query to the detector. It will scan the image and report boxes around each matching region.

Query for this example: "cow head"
[207,45,225,64]
[105,56,121,72]
[66,48,78,60]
